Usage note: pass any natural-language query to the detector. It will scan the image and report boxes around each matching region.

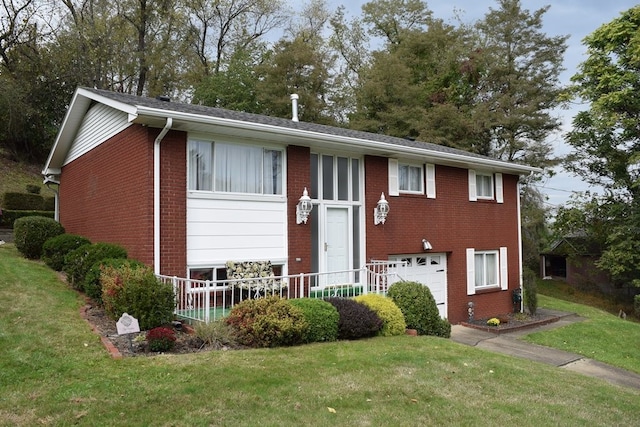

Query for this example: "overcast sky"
[321,0,638,209]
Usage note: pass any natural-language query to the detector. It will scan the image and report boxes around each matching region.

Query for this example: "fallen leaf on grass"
[328,407,336,413]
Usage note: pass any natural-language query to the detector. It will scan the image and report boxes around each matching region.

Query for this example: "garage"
[389,254,448,319]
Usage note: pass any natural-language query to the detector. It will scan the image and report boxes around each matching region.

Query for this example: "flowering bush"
[225,260,285,294]
[487,318,501,326]
[146,327,177,352]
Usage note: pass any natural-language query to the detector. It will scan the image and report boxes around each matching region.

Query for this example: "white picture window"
[399,163,423,193]
[188,140,283,195]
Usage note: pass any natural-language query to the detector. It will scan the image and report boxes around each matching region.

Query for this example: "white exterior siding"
[65,103,131,165]
[187,196,287,267]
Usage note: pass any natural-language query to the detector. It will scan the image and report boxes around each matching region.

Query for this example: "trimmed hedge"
[325,297,383,340]
[63,242,128,291]
[289,298,339,343]
[101,263,175,330]
[387,281,451,338]
[13,216,65,259]
[226,296,308,348]
[85,258,146,303]
[2,192,44,210]
[0,210,54,227]
[42,234,92,271]
[354,294,406,336]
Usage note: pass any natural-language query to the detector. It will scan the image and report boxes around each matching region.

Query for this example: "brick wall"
[59,125,187,276]
[286,145,311,291]
[364,155,522,324]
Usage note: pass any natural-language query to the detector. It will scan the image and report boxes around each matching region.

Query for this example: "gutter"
[154,117,173,275]
[134,106,541,175]
[43,175,61,222]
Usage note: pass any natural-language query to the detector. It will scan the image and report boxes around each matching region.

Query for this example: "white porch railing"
[157,260,407,324]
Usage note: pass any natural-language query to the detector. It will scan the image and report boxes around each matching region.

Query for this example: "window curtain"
[188,141,212,191]
[263,150,282,195]
[215,144,261,193]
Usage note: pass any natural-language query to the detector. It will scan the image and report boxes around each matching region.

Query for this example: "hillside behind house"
[0,149,45,198]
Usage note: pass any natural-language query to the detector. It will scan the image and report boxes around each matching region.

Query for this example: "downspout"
[154,118,173,275]
[43,176,60,222]
[516,176,525,313]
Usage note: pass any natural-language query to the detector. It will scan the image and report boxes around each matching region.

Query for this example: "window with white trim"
[188,140,283,195]
[466,247,508,295]
[399,163,423,193]
[474,251,498,288]
[476,173,493,199]
[468,170,503,203]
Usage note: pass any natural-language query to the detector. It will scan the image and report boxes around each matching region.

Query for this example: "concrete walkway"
[451,310,640,390]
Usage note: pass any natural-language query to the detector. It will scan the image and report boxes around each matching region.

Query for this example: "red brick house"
[43,87,538,324]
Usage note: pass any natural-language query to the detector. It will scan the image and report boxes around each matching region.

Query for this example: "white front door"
[325,207,349,283]
[390,254,448,319]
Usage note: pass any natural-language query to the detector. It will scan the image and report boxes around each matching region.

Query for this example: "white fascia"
[134,106,541,176]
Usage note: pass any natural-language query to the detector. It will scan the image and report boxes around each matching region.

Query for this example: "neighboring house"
[541,235,611,288]
[43,87,539,324]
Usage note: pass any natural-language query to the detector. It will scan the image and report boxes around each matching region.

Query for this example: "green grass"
[524,292,640,374]
[1,244,639,426]
[0,149,44,197]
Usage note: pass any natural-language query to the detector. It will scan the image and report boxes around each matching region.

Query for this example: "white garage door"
[390,254,448,319]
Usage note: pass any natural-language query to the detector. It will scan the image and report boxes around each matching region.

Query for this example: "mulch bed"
[81,301,218,358]
[460,311,562,334]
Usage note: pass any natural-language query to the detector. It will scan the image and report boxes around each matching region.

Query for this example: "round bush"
[226,296,307,348]
[324,297,383,340]
[354,294,406,336]
[289,298,339,343]
[146,327,176,352]
[101,263,175,330]
[42,234,91,271]
[387,281,450,338]
[85,258,146,303]
[63,242,127,291]
[13,216,65,259]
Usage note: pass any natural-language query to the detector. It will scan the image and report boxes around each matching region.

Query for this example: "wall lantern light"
[296,187,313,224]
[422,239,433,251]
[374,192,389,225]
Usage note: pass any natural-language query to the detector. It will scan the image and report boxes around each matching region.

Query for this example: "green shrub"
[2,192,44,210]
[42,196,55,211]
[226,296,307,348]
[354,294,406,336]
[324,297,383,340]
[0,210,54,227]
[101,263,175,330]
[289,298,339,343]
[25,184,41,194]
[387,281,449,337]
[13,216,65,259]
[85,258,146,303]
[63,242,127,290]
[42,234,91,271]
[523,267,538,315]
[146,327,176,352]
[634,295,640,320]
[193,319,238,349]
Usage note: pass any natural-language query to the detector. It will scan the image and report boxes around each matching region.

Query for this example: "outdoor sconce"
[422,239,433,251]
[296,187,313,224]
[374,192,389,225]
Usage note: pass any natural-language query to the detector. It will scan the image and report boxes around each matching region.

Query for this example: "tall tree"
[562,5,640,287]
[254,0,337,123]
[474,0,568,166]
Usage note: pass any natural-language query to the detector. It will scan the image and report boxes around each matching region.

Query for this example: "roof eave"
[134,106,540,175]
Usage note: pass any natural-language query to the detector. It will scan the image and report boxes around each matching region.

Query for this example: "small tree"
[523,267,538,315]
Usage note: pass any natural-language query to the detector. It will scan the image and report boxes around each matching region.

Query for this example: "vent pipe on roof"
[290,94,299,122]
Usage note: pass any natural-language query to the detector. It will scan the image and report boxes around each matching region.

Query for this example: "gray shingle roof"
[82,87,531,170]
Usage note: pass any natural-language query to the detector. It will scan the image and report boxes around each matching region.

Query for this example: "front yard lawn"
[0,244,638,426]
